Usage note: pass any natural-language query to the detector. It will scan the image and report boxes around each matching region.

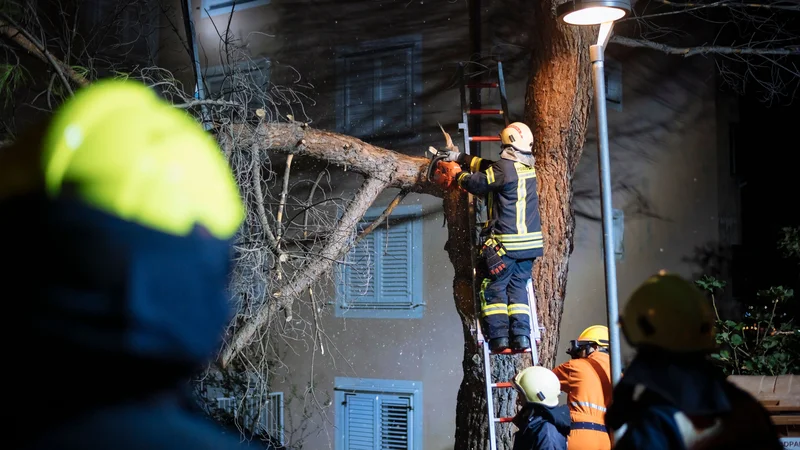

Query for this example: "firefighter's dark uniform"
[454,153,544,341]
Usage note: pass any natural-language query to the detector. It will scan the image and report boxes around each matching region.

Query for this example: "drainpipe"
[181,0,211,131]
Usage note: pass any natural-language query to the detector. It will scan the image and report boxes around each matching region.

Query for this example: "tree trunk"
[451,3,594,449]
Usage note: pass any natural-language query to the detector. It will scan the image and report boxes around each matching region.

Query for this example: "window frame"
[334,377,423,450]
[334,34,423,142]
[335,203,425,319]
[202,0,271,17]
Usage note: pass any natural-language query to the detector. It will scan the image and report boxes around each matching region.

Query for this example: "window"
[335,377,423,450]
[335,35,422,140]
[203,0,271,17]
[336,204,424,319]
[203,58,270,108]
[217,392,284,445]
[605,58,623,111]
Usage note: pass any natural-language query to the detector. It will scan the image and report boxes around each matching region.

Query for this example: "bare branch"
[354,189,410,247]
[174,99,241,109]
[0,15,88,91]
[276,154,294,242]
[220,175,392,367]
[611,35,800,56]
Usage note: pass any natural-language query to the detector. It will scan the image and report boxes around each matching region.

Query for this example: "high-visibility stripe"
[495,232,543,242]
[508,304,530,315]
[570,401,607,412]
[502,240,543,251]
[482,304,509,317]
[470,157,483,173]
[486,167,495,184]
[515,176,527,234]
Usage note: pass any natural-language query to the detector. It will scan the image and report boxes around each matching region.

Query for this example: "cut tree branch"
[233,122,440,194]
[0,15,88,91]
[354,189,409,247]
[220,174,392,367]
[611,35,800,57]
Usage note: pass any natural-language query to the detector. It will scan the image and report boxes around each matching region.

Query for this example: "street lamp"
[557,0,632,387]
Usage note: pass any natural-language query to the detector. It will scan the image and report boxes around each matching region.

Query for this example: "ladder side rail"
[482,339,499,450]
[497,61,511,127]
[458,63,471,156]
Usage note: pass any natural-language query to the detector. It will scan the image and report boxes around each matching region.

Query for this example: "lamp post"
[556,0,632,387]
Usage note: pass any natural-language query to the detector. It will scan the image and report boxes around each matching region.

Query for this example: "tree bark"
[524,3,594,371]
[452,3,594,449]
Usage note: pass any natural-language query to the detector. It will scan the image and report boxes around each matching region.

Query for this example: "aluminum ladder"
[456,61,544,450]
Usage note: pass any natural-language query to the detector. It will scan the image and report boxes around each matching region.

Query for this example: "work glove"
[432,160,462,190]
[481,240,507,278]
[444,151,461,162]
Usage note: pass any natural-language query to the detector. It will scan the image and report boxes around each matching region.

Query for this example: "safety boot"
[489,337,509,352]
[511,335,531,351]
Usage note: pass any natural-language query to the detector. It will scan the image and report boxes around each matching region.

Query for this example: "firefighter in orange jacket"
[551,325,613,450]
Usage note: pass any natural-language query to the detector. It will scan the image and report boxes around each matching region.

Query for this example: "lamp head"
[557,0,632,26]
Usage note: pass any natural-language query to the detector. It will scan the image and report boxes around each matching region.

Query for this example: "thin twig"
[276,154,294,242]
[353,189,410,247]
[611,35,800,57]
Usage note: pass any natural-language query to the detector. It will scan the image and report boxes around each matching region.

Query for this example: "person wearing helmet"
[550,325,613,450]
[432,122,543,352]
[511,366,571,450]
[606,271,781,450]
[0,80,253,449]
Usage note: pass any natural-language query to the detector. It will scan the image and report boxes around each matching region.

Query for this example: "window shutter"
[344,231,377,305]
[375,48,413,136]
[343,56,375,137]
[377,221,412,308]
[343,393,377,449]
[379,395,411,449]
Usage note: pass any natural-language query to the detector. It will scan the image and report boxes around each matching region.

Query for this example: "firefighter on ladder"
[432,122,543,352]
[551,325,613,450]
[606,272,782,450]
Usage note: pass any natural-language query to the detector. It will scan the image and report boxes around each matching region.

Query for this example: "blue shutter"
[344,55,375,137]
[344,231,377,306]
[375,48,413,136]
[377,221,412,308]
[342,392,411,450]
[343,393,377,449]
[379,395,412,449]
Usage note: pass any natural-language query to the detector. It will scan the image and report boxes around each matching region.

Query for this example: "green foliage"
[778,226,800,262]
[0,63,30,106]
[696,276,798,376]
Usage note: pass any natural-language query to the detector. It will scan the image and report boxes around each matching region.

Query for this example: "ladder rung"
[466,82,499,88]
[490,348,532,355]
[494,417,514,423]
[467,109,503,115]
[470,136,501,142]
[492,382,513,389]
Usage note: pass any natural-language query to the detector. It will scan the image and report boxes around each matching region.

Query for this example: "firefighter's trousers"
[480,255,533,340]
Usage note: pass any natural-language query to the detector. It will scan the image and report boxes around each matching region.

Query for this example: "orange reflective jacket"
[552,351,612,425]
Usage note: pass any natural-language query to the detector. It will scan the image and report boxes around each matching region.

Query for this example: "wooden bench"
[728,375,800,436]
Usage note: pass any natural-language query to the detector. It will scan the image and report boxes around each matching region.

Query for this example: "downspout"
[181,0,211,131]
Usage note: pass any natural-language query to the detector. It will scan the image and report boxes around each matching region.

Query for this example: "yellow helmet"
[512,366,561,407]
[0,79,244,239]
[500,122,533,153]
[621,271,716,353]
[578,325,609,347]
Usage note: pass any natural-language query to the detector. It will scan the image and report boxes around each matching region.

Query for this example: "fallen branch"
[175,99,241,109]
[354,189,409,247]
[0,15,89,91]
[220,174,392,367]
[611,36,800,57]
[233,122,439,194]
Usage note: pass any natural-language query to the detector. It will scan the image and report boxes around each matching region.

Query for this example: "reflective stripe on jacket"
[456,154,543,260]
[552,351,612,426]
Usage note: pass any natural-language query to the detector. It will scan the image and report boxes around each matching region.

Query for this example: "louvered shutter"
[343,393,376,450]
[376,220,413,309]
[375,47,413,136]
[379,395,412,449]
[343,231,377,306]
[343,55,375,137]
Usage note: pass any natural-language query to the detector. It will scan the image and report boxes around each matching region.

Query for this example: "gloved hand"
[432,160,462,189]
[483,242,507,277]
[445,151,461,162]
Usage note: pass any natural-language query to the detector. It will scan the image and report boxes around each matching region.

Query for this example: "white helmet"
[500,122,534,154]
[512,366,561,407]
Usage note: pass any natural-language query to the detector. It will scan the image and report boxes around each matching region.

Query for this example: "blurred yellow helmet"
[578,325,609,348]
[512,366,561,407]
[19,79,245,239]
[621,271,716,353]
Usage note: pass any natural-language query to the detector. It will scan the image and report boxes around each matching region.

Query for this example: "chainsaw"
[426,123,459,181]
